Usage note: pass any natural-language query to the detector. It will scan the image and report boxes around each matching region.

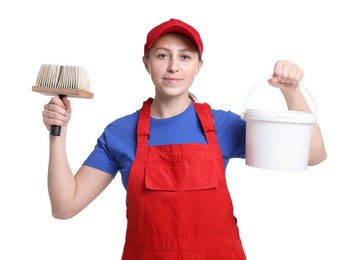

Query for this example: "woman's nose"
[167,57,179,72]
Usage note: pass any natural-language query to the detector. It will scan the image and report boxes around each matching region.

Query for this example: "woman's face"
[143,33,203,100]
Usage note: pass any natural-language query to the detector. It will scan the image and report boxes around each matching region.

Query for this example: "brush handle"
[50,94,66,136]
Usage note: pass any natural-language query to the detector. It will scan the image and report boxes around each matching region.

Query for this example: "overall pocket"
[145,157,217,191]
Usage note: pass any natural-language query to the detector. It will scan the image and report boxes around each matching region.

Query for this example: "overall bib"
[122,98,246,259]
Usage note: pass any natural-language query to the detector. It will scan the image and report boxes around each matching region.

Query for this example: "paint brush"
[32,64,94,136]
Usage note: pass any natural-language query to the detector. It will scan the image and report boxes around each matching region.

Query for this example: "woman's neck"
[150,97,190,119]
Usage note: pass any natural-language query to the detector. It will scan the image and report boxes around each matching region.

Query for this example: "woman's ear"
[142,56,150,74]
[196,59,204,75]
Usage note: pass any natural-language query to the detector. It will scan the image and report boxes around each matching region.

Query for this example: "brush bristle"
[33,64,94,98]
[35,64,91,91]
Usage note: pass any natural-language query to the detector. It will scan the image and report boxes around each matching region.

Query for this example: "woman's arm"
[268,60,327,165]
[43,96,113,219]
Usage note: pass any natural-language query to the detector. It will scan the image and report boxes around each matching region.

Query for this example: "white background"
[1,0,354,259]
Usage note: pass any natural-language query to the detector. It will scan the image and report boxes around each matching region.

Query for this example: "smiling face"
[143,32,203,101]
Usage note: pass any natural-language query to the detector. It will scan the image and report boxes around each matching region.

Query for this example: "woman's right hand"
[42,96,72,133]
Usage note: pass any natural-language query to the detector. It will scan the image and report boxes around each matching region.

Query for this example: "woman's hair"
[188,92,197,102]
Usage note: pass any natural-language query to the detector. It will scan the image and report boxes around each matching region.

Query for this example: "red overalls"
[122,98,246,259]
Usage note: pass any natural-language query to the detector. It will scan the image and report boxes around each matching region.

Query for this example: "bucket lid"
[244,109,317,124]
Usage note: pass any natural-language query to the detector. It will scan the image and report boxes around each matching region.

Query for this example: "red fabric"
[122,98,246,259]
[144,18,203,56]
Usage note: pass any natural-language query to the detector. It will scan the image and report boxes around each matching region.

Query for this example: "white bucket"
[242,78,318,171]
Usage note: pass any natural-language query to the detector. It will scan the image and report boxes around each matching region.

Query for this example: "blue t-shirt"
[83,102,246,190]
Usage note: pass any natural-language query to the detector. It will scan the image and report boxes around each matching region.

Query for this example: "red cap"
[144,18,203,56]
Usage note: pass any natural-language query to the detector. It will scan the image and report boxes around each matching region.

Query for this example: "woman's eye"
[181,55,191,61]
[157,53,168,59]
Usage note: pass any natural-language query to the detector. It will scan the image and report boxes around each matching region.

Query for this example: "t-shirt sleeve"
[82,111,139,181]
[83,128,120,178]
[212,109,246,159]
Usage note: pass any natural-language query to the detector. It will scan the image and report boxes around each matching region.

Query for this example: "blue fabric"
[83,102,246,190]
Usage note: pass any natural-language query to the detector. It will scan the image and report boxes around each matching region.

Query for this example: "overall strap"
[193,102,218,146]
[136,98,153,151]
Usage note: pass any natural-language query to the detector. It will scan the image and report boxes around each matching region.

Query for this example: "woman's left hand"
[268,60,304,92]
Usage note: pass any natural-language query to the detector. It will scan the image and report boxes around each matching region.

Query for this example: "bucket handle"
[241,76,319,123]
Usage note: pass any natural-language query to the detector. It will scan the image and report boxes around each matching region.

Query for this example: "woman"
[42,18,327,259]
